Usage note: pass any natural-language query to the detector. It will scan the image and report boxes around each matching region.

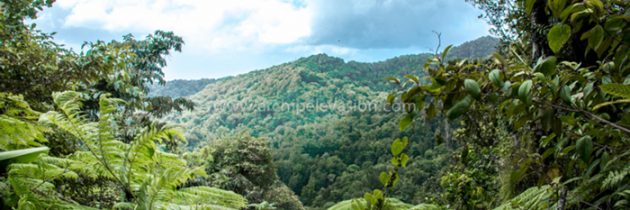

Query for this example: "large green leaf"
[600,84,630,98]
[584,25,604,52]
[489,69,503,87]
[0,147,49,170]
[400,154,409,167]
[525,0,536,14]
[464,79,481,99]
[518,80,533,104]
[534,56,557,76]
[405,74,420,85]
[399,113,414,131]
[560,85,573,104]
[548,23,572,53]
[593,99,630,111]
[548,0,568,17]
[0,146,49,162]
[446,96,472,120]
[385,76,401,85]
[576,136,593,162]
[379,172,388,185]
[441,45,453,61]
[391,138,409,156]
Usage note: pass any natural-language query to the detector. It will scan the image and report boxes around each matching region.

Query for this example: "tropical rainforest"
[1,0,629,210]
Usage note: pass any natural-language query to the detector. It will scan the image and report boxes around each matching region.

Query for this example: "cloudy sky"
[35,0,491,80]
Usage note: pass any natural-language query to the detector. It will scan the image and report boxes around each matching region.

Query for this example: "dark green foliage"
[76,30,195,118]
[0,0,78,106]
[354,137,411,210]
[389,1,630,209]
[184,132,305,210]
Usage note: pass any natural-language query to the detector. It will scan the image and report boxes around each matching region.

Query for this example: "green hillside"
[159,37,498,208]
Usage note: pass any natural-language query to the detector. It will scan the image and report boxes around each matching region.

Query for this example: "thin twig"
[432,31,442,57]
[549,103,630,134]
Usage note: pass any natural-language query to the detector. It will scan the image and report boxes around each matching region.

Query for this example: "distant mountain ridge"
[148,78,217,98]
[447,35,498,59]
[150,36,499,98]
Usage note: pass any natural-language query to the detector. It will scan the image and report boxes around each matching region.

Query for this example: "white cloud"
[55,0,312,54]
[285,44,358,57]
[40,0,490,79]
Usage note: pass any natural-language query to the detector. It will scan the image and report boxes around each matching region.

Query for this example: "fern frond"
[0,116,46,150]
[408,204,446,210]
[52,91,87,125]
[32,91,247,209]
[327,198,413,210]
[600,84,630,99]
[112,202,136,209]
[0,92,47,150]
[167,186,248,209]
[494,185,553,210]
[602,169,629,190]
[68,151,113,179]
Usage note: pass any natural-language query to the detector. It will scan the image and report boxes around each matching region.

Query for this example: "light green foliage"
[494,185,554,210]
[407,204,444,210]
[248,201,277,210]
[0,93,47,150]
[1,91,246,209]
[599,83,630,98]
[0,147,48,163]
[29,91,246,209]
[328,198,412,210]
[547,23,571,53]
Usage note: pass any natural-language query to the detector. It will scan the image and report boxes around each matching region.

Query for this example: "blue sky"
[35,0,491,80]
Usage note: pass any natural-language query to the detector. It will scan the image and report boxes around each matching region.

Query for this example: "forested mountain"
[157,37,498,208]
[151,36,499,98]
[3,1,629,210]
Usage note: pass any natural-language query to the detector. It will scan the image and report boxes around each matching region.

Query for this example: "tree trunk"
[530,0,551,62]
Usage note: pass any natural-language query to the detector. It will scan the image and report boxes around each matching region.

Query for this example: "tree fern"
[407,204,444,210]
[327,198,413,210]
[5,91,249,209]
[7,155,90,209]
[493,185,553,210]
[602,168,629,191]
[0,92,47,150]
